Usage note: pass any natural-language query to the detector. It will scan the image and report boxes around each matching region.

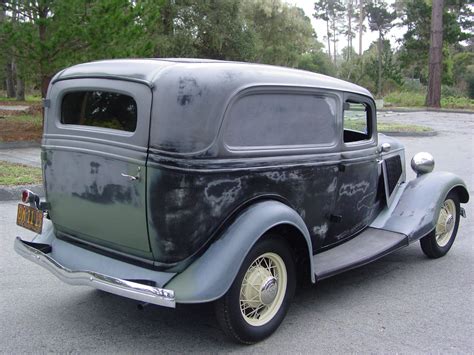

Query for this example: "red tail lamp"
[21,189,34,204]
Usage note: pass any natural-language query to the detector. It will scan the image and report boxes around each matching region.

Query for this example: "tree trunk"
[5,62,16,98]
[41,76,51,101]
[425,0,444,108]
[326,19,331,60]
[358,0,364,55]
[2,0,17,98]
[38,4,49,98]
[347,0,352,61]
[161,0,174,36]
[16,76,25,101]
[11,58,25,101]
[0,0,4,22]
[332,19,337,64]
[377,31,382,97]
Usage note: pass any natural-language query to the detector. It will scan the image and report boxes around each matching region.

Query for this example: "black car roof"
[55,58,372,98]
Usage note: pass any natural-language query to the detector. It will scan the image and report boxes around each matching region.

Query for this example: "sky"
[287,0,405,53]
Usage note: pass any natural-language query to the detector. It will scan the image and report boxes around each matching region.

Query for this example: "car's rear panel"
[43,78,154,261]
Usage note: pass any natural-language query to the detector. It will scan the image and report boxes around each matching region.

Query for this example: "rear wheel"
[215,237,295,344]
[420,192,460,258]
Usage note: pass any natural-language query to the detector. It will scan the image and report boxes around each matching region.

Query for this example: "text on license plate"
[17,204,43,234]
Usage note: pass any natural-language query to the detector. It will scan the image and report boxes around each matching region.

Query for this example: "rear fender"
[371,171,469,242]
[165,200,313,303]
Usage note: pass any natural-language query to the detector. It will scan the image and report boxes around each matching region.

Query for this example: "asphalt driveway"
[1,111,473,353]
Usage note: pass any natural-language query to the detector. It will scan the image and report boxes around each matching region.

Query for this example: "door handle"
[121,167,141,181]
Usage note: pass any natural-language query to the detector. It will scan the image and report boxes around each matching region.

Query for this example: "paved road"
[1,112,473,353]
[0,147,41,168]
[0,105,29,112]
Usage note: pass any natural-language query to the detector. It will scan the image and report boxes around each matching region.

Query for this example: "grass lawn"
[0,114,43,142]
[0,95,42,105]
[378,121,433,133]
[345,119,433,133]
[0,94,43,142]
[384,92,474,110]
[0,161,42,185]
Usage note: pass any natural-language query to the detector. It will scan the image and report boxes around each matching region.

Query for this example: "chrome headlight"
[411,152,435,176]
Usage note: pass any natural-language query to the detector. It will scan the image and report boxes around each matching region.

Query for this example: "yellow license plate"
[17,204,43,234]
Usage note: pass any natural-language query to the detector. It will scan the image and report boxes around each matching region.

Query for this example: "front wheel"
[420,192,460,258]
[215,237,296,344]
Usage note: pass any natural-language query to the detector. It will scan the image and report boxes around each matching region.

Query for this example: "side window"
[61,91,137,132]
[224,93,337,148]
[343,101,371,143]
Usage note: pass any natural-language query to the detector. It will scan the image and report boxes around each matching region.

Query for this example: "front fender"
[165,200,313,303]
[371,171,469,242]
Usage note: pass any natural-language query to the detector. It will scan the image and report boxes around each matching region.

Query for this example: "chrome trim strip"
[14,237,176,308]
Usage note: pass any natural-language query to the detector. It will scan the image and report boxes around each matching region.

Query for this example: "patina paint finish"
[43,78,153,260]
[42,59,382,266]
[15,58,469,316]
[146,155,339,264]
[327,155,379,245]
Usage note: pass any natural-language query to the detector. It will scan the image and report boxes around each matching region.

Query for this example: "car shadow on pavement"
[47,244,435,351]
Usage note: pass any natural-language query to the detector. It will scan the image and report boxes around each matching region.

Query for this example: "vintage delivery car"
[15,59,469,343]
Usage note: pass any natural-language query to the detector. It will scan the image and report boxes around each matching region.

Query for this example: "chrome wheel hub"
[260,276,278,305]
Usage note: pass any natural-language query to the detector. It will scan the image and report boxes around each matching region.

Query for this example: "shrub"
[441,85,465,98]
[402,78,425,93]
[384,91,473,109]
[440,96,474,109]
[384,91,425,107]
[468,72,474,99]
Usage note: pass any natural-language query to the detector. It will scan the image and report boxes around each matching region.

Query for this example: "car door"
[43,78,153,261]
[323,93,379,247]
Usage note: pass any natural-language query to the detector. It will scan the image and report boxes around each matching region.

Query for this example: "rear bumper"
[14,237,176,308]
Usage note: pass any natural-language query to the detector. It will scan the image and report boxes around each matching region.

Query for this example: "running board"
[313,228,408,281]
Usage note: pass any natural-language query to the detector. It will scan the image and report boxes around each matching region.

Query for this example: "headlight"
[411,152,435,176]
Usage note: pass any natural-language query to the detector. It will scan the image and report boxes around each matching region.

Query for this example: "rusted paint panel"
[326,159,379,246]
[146,155,342,264]
[42,78,154,260]
[43,147,152,259]
[371,171,469,242]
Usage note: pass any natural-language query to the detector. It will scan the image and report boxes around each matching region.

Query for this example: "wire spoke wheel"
[239,252,287,326]
[420,192,460,259]
[215,237,295,344]
[435,199,456,247]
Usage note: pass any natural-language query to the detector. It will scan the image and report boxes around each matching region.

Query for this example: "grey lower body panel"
[14,237,176,308]
[313,228,408,280]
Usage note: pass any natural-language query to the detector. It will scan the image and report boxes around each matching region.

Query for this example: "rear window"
[224,93,337,148]
[61,91,137,132]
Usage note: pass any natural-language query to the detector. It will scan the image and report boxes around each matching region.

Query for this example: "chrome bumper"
[14,237,176,308]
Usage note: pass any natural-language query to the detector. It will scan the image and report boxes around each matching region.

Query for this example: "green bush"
[384,91,425,107]
[401,78,425,93]
[468,72,474,99]
[441,85,465,98]
[384,91,474,109]
[440,96,474,109]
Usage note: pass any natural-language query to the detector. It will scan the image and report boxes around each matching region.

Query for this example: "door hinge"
[42,99,51,108]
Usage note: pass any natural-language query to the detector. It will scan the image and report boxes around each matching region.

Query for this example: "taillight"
[21,189,34,204]
[21,190,29,203]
